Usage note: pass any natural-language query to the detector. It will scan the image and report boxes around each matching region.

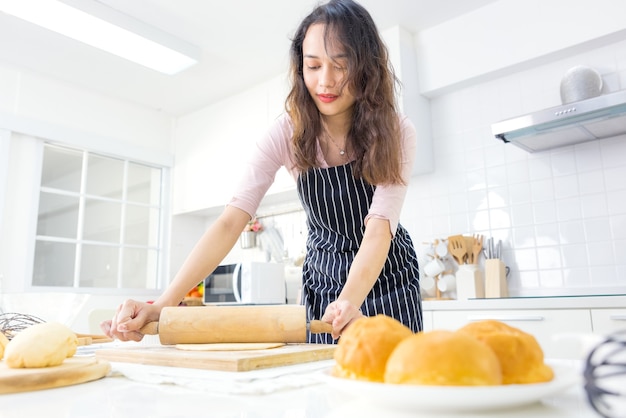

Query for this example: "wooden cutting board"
[0,357,111,394]
[95,343,336,372]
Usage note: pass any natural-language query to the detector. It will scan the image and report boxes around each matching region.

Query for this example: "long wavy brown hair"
[286,0,404,185]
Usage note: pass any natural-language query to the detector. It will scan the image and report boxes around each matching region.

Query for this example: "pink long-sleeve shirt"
[228,113,417,237]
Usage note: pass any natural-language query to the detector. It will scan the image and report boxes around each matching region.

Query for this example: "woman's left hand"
[322,300,364,339]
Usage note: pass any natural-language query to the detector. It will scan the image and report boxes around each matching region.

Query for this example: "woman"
[103,0,422,344]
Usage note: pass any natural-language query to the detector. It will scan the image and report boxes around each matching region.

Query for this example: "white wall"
[404,39,626,297]
[171,74,292,215]
[0,65,173,156]
[415,0,626,96]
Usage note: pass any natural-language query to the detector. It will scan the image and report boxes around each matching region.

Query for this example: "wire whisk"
[0,312,46,340]
[584,330,626,418]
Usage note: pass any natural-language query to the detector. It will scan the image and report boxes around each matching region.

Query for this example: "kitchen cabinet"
[421,310,433,332]
[422,296,626,359]
[590,308,626,335]
[172,75,290,215]
[431,309,593,359]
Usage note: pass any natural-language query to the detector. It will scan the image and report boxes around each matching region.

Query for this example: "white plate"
[321,364,580,413]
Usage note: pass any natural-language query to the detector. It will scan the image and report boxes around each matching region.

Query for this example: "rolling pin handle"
[308,320,333,334]
[139,321,159,335]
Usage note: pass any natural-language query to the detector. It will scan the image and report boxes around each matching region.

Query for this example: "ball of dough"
[384,330,503,386]
[4,322,78,368]
[0,332,9,360]
[333,315,413,382]
[457,320,554,384]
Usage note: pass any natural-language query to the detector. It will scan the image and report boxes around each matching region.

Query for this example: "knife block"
[485,259,508,298]
[455,264,484,300]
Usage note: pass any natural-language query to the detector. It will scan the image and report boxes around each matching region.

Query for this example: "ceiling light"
[0,0,201,75]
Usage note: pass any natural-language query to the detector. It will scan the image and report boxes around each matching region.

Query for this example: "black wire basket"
[584,330,626,418]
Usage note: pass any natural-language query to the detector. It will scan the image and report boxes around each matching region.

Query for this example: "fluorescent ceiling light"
[0,0,200,75]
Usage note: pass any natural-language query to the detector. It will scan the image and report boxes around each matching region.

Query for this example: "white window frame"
[0,123,172,296]
[35,143,167,290]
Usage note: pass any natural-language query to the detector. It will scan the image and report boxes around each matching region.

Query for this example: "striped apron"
[297,163,422,344]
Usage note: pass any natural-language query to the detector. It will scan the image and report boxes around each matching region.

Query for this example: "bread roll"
[333,315,413,382]
[457,320,554,384]
[384,330,502,386]
[4,322,78,368]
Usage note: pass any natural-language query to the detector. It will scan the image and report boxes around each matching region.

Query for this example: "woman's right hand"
[321,299,364,340]
[100,299,162,342]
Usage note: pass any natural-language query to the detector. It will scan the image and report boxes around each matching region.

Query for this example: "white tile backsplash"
[585,218,613,242]
[533,201,557,224]
[578,171,605,194]
[556,197,582,222]
[535,223,559,247]
[512,226,535,248]
[581,194,609,219]
[613,216,626,240]
[587,240,615,266]
[531,179,555,202]
[604,166,626,191]
[551,151,578,176]
[574,142,604,172]
[528,156,553,181]
[510,203,533,226]
[608,190,626,215]
[561,244,588,268]
[401,39,626,297]
[553,175,579,198]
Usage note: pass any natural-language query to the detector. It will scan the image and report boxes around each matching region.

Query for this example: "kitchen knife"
[138,305,334,345]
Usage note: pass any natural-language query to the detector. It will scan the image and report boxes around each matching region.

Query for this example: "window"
[33,144,165,289]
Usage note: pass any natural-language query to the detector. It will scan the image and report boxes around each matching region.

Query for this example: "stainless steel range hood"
[492,89,626,152]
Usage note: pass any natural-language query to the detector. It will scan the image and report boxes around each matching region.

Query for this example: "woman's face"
[302,23,356,122]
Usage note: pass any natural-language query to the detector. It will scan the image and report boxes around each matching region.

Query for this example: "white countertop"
[423,294,626,311]
[0,376,603,418]
[0,353,609,418]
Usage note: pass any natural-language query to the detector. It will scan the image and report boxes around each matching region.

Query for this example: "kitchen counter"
[423,294,626,311]
[0,355,609,418]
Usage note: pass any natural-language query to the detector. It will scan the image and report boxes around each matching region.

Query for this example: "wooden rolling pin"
[139,305,334,345]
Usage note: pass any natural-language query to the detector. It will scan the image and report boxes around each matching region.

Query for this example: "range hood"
[492,89,626,152]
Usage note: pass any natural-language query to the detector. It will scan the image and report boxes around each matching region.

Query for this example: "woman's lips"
[317,94,338,103]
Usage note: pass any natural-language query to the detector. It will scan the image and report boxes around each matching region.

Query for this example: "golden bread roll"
[384,330,502,386]
[4,322,78,368]
[457,320,554,384]
[333,315,413,382]
[0,332,9,360]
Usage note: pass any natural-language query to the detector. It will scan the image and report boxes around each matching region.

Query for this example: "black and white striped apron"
[297,163,422,344]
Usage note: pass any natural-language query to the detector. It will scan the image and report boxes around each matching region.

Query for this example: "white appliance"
[203,262,286,304]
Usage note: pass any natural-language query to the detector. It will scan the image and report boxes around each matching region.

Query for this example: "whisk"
[0,312,46,340]
[584,330,626,418]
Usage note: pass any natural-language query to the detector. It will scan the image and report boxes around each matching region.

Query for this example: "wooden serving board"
[95,343,336,372]
[0,357,111,394]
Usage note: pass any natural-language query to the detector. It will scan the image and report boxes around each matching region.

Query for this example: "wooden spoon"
[471,234,484,265]
[447,235,467,265]
[464,236,475,264]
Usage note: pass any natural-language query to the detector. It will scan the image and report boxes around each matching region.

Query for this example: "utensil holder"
[455,264,484,300]
[485,259,508,298]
